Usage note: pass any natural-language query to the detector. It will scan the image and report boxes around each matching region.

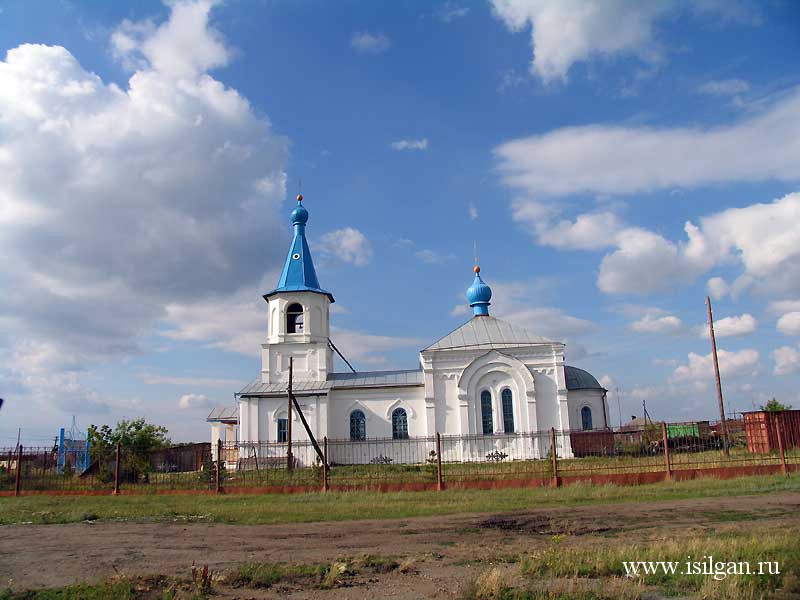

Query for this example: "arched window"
[480,390,493,435]
[350,410,366,441]
[581,406,593,431]
[286,303,304,333]
[392,408,408,439]
[501,389,514,433]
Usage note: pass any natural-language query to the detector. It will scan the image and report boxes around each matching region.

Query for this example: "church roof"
[237,369,423,397]
[423,315,554,352]
[263,195,334,302]
[564,366,605,391]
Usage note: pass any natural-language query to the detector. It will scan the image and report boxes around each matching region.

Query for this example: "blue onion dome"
[467,266,492,316]
[291,194,309,225]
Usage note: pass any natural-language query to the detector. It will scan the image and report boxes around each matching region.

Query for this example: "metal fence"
[2,417,798,496]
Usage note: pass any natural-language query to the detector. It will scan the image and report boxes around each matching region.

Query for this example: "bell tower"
[261,194,334,384]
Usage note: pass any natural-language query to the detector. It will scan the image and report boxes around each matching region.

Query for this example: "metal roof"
[423,315,554,351]
[564,366,605,391]
[263,199,334,302]
[329,369,423,388]
[206,406,238,422]
[237,369,424,397]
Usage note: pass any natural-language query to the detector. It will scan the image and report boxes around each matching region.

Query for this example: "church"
[208,195,608,460]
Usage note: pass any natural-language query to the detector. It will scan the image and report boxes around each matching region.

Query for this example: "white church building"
[208,195,608,462]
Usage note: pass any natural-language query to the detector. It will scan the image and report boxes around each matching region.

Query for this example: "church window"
[392,408,408,439]
[581,406,593,431]
[501,389,514,433]
[286,303,304,333]
[350,410,366,441]
[277,418,288,443]
[480,390,493,435]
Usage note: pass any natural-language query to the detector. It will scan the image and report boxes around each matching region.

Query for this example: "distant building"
[208,196,608,458]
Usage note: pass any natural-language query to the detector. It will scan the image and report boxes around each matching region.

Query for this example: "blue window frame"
[277,418,288,443]
[581,406,593,431]
[392,408,409,439]
[480,390,493,435]
[350,410,366,441]
[502,389,514,433]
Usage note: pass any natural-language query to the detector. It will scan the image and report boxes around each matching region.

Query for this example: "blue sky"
[1,0,800,443]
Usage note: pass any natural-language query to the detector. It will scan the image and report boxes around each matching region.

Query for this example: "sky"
[1,0,800,444]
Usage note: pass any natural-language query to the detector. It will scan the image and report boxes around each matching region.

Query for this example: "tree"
[760,398,792,412]
[88,418,170,483]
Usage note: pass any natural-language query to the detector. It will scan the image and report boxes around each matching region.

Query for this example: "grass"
[1,473,798,526]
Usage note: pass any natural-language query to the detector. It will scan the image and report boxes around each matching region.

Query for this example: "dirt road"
[2,492,799,597]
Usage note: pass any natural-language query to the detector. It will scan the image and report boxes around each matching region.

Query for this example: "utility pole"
[287,357,294,472]
[616,386,623,428]
[706,296,730,455]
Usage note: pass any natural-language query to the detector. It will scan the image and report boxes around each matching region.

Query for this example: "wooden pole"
[706,297,730,456]
[435,432,443,491]
[775,413,788,476]
[215,438,222,494]
[550,428,559,488]
[113,442,121,495]
[661,422,672,481]
[287,358,294,472]
[322,436,329,493]
[14,444,22,497]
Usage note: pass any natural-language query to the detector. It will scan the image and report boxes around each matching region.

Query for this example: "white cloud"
[0,1,289,419]
[468,203,479,220]
[111,0,230,78]
[514,207,624,251]
[435,2,470,22]
[141,373,242,387]
[768,300,800,315]
[591,193,800,295]
[490,0,758,84]
[317,227,373,267]
[773,346,800,375]
[351,31,390,54]
[494,88,800,196]
[671,348,760,385]
[706,277,729,300]
[777,312,800,336]
[329,327,423,366]
[391,138,428,151]
[178,393,214,409]
[490,0,671,84]
[629,310,683,334]
[698,313,757,338]
[696,78,750,96]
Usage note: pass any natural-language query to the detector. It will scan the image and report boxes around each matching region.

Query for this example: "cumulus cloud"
[494,88,800,197]
[0,1,289,421]
[698,313,757,338]
[178,393,214,409]
[329,327,423,366]
[316,227,373,267]
[435,2,470,23]
[777,312,800,336]
[629,310,683,334]
[671,348,760,385]
[391,138,428,151]
[415,249,454,264]
[351,31,390,53]
[490,0,671,83]
[773,346,800,375]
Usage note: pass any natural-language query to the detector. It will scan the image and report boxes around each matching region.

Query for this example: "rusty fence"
[2,418,798,496]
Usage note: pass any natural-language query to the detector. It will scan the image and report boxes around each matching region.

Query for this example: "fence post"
[550,428,560,488]
[436,432,443,491]
[113,442,121,495]
[322,436,329,493]
[661,422,672,481]
[776,413,788,476]
[14,444,22,497]
[215,439,222,494]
